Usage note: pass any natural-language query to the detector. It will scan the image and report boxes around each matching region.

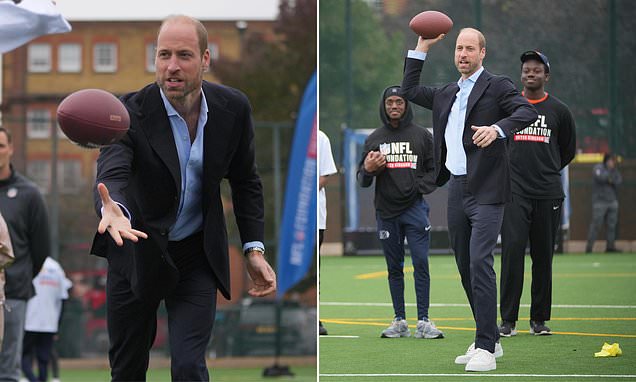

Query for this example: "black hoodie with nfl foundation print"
[357,86,436,219]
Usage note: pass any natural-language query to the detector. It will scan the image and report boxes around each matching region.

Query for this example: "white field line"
[319,335,359,338]
[321,302,636,309]
[319,373,636,378]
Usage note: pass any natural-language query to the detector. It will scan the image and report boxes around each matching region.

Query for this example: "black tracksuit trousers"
[500,194,562,323]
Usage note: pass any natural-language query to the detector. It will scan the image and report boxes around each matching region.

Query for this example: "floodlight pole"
[608,0,618,154]
[473,0,482,29]
[263,300,294,377]
[345,0,352,130]
[50,118,59,260]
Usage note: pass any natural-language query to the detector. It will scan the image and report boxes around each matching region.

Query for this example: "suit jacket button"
[160,230,167,236]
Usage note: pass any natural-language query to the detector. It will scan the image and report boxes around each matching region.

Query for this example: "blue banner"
[277,72,317,298]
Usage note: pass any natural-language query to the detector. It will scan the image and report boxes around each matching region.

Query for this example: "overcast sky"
[54,0,280,21]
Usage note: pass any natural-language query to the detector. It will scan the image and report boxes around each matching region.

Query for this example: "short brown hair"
[459,27,486,50]
[158,15,208,56]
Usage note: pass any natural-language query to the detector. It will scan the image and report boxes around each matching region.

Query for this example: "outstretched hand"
[97,183,148,246]
[245,251,277,297]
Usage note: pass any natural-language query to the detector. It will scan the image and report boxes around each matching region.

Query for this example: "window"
[28,43,52,72]
[58,43,82,72]
[93,43,117,72]
[145,43,156,72]
[363,0,383,11]
[26,109,51,139]
[58,160,82,194]
[26,161,50,194]
[208,43,219,60]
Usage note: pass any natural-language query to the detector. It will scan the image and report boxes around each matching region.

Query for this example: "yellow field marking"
[355,270,398,280]
[554,317,636,321]
[355,269,636,280]
[551,331,636,338]
[320,318,636,338]
[555,272,636,278]
[320,318,477,332]
[355,267,460,280]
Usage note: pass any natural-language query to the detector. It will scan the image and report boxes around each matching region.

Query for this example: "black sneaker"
[499,321,517,337]
[606,248,622,253]
[319,321,328,336]
[529,320,552,335]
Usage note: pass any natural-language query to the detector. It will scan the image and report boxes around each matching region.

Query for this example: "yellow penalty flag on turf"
[594,342,622,357]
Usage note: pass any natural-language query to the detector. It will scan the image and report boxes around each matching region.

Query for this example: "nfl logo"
[379,143,391,155]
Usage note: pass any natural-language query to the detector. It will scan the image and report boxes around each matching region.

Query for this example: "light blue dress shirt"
[160,89,206,241]
[444,66,484,175]
[159,90,264,253]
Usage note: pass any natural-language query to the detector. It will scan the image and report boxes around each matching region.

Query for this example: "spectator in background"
[585,153,623,253]
[358,86,443,340]
[48,342,60,382]
[21,257,71,382]
[0,212,15,349]
[499,51,576,338]
[318,129,337,336]
[0,127,50,382]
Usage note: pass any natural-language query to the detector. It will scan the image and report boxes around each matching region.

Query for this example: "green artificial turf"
[319,253,636,381]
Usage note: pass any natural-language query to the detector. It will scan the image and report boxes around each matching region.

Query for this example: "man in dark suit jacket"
[401,28,537,372]
[91,15,276,381]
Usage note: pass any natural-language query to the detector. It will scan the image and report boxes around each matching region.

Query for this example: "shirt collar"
[159,87,208,118]
[457,66,485,86]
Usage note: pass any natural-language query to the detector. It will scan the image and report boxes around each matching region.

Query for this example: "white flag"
[0,0,71,54]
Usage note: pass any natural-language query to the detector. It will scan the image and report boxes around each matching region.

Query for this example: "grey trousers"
[0,299,26,382]
[586,200,619,252]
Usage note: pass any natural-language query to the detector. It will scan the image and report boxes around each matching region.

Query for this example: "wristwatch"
[244,247,265,256]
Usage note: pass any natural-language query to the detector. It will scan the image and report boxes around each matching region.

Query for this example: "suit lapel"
[202,83,234,180]
[465,70,491,121]
[138,85,181,191]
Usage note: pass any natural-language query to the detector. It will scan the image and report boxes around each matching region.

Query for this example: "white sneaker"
[454,342,503,364]
[465,348,496,371]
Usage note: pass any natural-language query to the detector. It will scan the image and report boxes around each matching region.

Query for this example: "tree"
[319,0,404,146]
[214,0,316,122]
[213,0,317,249]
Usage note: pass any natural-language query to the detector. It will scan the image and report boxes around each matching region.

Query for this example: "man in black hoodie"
[358,86,443,340]
[0,127,49,381]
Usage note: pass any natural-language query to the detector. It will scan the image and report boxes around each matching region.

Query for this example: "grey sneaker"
[529,320,552,335]
[499,321,517,337]
[415,319,444,339]
[380,318,411,338]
